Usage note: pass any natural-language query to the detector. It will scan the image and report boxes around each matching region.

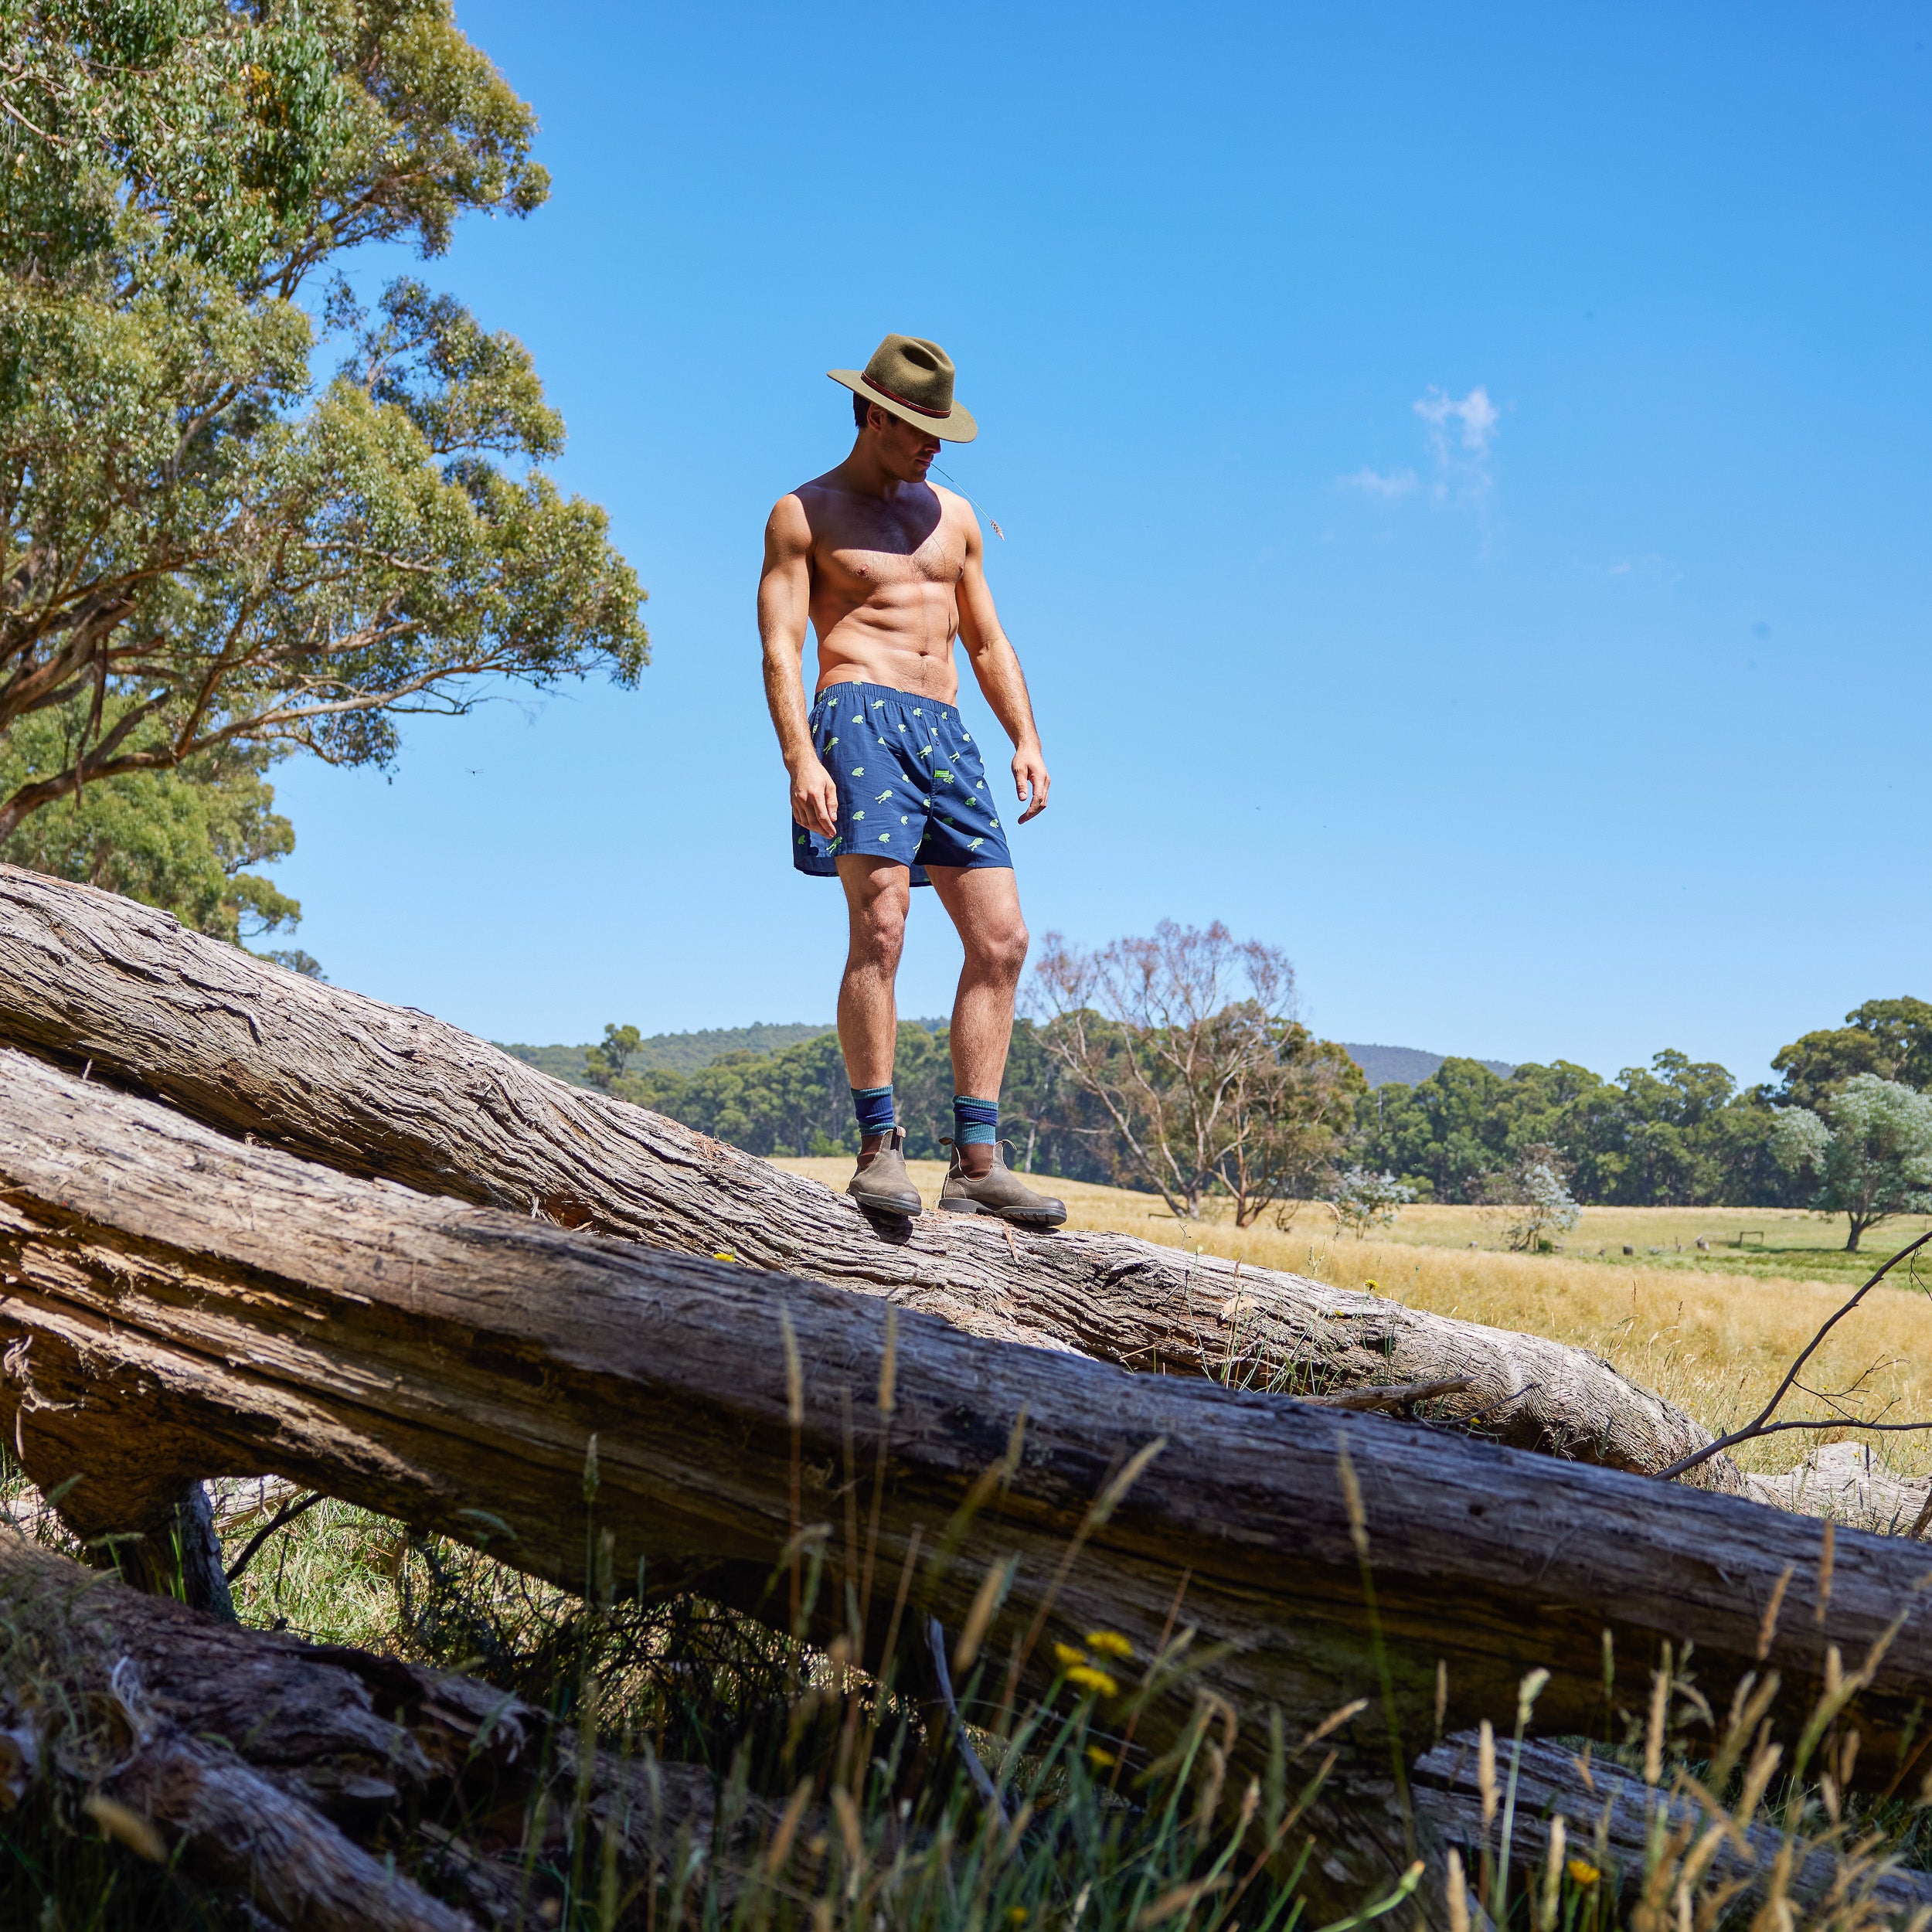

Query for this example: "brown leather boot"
[938,1138,1066,1228]
[847,1126,922,1217]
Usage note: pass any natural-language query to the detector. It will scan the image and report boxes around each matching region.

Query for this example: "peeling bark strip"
[0,1539,739,1932]
[0,1046,1924,1871]
[0,866,1736,1487]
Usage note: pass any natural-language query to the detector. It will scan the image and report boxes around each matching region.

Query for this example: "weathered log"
[0,1045,1926,1918]
[0,1536,742,1931]
[0,865,1737,1487]
[1410,1731,1932,1919]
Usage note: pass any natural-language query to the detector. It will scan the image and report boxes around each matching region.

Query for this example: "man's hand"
[791,753,840,838]
[1013,743,1051,824]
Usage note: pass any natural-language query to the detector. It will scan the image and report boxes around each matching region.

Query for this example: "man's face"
[870,406,942,483]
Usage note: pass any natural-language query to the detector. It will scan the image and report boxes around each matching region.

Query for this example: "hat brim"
[828,370,978,444]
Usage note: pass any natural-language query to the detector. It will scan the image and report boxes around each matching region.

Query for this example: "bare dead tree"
[1029,920,1356,1223]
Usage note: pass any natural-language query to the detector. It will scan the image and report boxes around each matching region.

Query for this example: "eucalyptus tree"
[1029,920,1362,1223]
[0,0,647,839]
[1772,1074,1932,1251]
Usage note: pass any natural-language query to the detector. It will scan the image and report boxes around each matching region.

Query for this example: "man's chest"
[814,515,964,598]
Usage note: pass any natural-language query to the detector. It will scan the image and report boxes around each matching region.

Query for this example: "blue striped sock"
[953,1095,999,1146]
[851,1085,895,1136]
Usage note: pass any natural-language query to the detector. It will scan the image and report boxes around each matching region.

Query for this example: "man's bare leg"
[835,856,910,1157]
[927,865,1029,1177]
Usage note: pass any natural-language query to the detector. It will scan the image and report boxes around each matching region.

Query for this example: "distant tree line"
[1355,997,1932,1243]
[587,965,1932,1246]
[586,1017,1124,1182]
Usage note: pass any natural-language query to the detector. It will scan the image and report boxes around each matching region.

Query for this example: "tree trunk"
[102,1473,236,1619]
[0,866,1740,1489]
[0,1045,1926,1918]
[0,1536,750,1931]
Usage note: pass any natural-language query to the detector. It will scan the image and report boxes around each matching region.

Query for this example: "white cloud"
[1340,466,1417,498]
[1413,386,1499,456]
[1413,386,1501,502]
[1339,385,1502,512]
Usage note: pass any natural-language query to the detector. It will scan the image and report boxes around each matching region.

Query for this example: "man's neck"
[828,440,927,502]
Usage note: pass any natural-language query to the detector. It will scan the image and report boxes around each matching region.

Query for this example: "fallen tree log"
[0,1046,1926,1915]
[1410,1733,1932,1919]
[0,1536,745,1931]
[0,866,1736,1488]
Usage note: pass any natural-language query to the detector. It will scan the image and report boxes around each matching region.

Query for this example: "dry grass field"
[773,1158,1932,1477]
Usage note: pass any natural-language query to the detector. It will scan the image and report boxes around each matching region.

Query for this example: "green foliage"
[0,697,298,941]
[619,1025,947,1160]
[0,0,646,839]
[525,993,1932,1219]
[502,1024,838,1086]
[1774,998,1932,1111]
[1357,1052,1787,1208]
[1772,1075,1932,1251]
[587,1018,1128,1179]
[1328,1165,1414,1239]
[259,947,323,978]
[583,1022,642,1090]
[1480,1145,1583,1251]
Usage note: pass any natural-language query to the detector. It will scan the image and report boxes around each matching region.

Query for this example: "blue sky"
[274,0,1931,1083]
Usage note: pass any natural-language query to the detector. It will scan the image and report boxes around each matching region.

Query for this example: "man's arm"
[953,505,1050,822]
[758,494,838,838]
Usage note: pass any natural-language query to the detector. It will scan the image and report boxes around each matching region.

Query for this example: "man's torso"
[792,477,970,702]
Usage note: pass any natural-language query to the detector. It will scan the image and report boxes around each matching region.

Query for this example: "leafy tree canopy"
[1357,1050,1783,1207]
[0,0,647,837]
[0,692,298,942]
[1771,1074,1932,1250]
[1773,998,1932,1111]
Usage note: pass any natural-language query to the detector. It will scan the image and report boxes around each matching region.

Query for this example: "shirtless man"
[759,334,1065,1226]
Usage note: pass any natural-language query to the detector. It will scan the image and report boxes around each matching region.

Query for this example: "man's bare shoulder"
[764,488,815,555]
[787,465,860,507]
[927,482,978,537]
[770,471,854,536]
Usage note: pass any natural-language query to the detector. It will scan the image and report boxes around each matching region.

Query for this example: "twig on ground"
[224,1489,326,1585]
[1655,1230,1932,1481]
[1307,1376,1475,1415]
[1460,1383,1543,1428]
[926,1614,1007,1828]
[1910,1488,1932,1542]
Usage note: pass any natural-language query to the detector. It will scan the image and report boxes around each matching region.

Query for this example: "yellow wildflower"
[1083,1629,1133,1660]
[1066,1664,1119,1699]
[1365,1279,1379,1291]
[712,1250,736,1262]
[1086,1744,1117,1769]
[1566,1859,1600,1888]
[1008,1911,1029,1927]
[1052,1641,1087,1671]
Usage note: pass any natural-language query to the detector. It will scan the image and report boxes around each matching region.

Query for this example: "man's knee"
[850,888,910,968]
[971,913,1029,982]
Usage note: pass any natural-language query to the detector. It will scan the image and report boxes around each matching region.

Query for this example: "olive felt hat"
[828,335,978,443]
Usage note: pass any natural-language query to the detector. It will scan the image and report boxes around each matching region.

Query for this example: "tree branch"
[1655,1229,1932,1479]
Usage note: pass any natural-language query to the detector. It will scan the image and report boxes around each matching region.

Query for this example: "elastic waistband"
[812,679,960,726]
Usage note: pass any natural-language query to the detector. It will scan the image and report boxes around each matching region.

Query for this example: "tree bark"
[0,1536,747,1932]
[0,866,1739,1488]
[0,1044,1924,1917]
